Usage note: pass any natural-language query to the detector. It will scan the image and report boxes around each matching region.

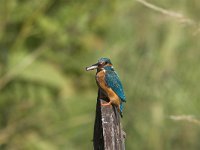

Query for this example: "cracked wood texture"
[93,90,126,150]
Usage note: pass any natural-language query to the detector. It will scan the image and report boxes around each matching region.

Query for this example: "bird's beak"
[86,62,99,71]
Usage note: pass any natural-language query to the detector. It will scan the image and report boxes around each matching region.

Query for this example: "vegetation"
[0,0,200,149]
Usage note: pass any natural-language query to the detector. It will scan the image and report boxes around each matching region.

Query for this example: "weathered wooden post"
[93,90,126,150]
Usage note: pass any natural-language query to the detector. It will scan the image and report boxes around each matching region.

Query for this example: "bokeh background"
[1,0,200,149]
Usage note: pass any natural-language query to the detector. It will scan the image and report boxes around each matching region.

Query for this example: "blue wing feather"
[105,69,126,102]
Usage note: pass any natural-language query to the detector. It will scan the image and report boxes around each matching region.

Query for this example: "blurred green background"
[1,0,200,149]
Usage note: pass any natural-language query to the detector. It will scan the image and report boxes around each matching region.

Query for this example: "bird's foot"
[101,101,111,106]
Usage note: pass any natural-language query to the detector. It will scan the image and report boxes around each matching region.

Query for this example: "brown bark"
[93,89,126,150]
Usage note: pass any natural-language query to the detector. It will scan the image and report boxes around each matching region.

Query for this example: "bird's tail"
[116,103,123,118]
[119,111,123,118]
[120,103,124,117]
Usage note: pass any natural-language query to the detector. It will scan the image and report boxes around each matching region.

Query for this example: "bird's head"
[86,57,112,71]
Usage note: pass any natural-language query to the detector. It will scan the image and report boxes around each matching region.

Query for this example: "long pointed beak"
[86,63,99,71]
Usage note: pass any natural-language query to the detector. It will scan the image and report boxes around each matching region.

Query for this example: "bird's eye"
[105,62,108,65]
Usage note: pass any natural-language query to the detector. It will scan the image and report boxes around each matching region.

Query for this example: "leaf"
[18,60,68,89]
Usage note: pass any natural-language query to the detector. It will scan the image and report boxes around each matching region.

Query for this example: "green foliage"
[0,0,200,149]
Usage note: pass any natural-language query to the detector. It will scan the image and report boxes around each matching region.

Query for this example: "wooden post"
[93,90,126,150]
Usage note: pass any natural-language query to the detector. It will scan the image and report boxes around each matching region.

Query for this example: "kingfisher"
[86,58,126,117]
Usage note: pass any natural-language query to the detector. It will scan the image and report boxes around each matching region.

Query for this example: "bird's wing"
[105,70,126,102]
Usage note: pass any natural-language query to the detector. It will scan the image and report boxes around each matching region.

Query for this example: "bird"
[86,57,126,117]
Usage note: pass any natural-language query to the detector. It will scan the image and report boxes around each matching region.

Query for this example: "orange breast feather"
[96,70,120,106]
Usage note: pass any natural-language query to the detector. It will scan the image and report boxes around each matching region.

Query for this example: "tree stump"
[93,90,126,150]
